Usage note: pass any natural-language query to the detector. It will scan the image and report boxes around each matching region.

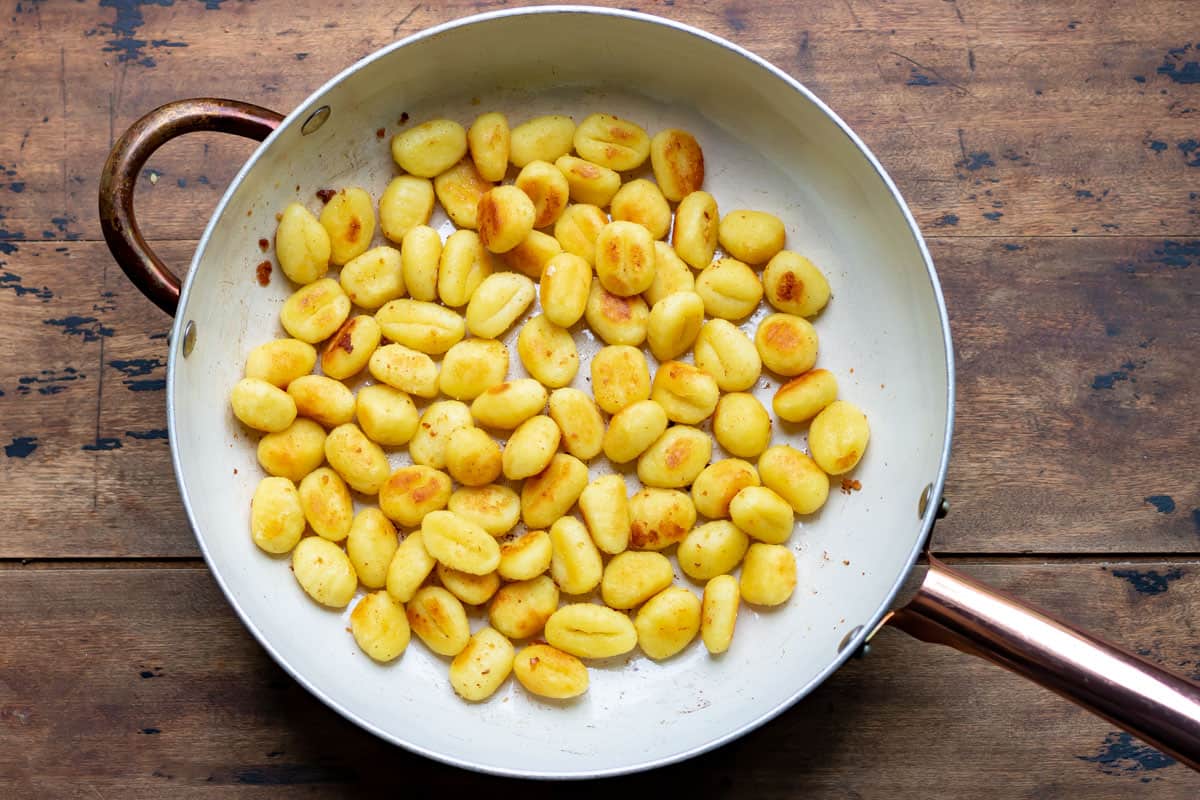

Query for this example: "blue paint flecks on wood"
[932,213,959,227]
[957,151,995,171]
[43,316,114,342]
[1111,568,1184,595]
[1157,44,1200,84]
[1093,360,1137,390]
[82,437,123,452]
[0,271,53,301]
[982,211,1003,221]
[229,764,357,785]
[1076,189,1094,198]
[1179,139,1200,167]
[1150,240,1199,269]
[1144,495,1176,513]
[109,358,166,391]
[906,68,938,86]
[139,728,161,735]
[98,0,188,67]
[4,436,38,458]
[1002,243,1025,251]
[1147,140,1168,153]
[16,367,84,396]
[126,429,168,440]
[1192,508,1200,534]
[1078,732,1176,776]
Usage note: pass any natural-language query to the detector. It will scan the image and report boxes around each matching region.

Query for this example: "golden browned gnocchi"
[695,258,763,320]
[693,319,761,393]
[600,551,673,610]
[643,242,695,307]
[635,587,701,660]
[340,247,406,310]
[718,210,786,264]
[379,176,435,243]
[755,313,819,376]
[319,187,375,266]
[437,563,501,606]
[539,252,592,328]
[773,369,838,423]
[275,202,331,284]
[758,445,829,515]
[444,427,503,487]
[467,111,510,182]
[602,399,667,464]
[574,113,650,171]
[650,128,705,202]
[520,453,588,529]
[545,603,638,659]
[350,591,410,662]
[378,465,452,527]
[439,338,509,400]
[386,530,437,603]
[585,283,649,347]
[590,345,651,415]
[650,361,720,425]
[701,574,739,654]
[595,220,656,297]
[629,487,696,551]
[321,316,382,380]
[646,291,705,362]
[510,114,576,167]
[375,299,465,355]
[578,474,631,554]
[502,415,561,480]
[740,543,797,606]
[514,644,589,699]
[245,338,316,388]
[549,516,603,595]
[324,423,390,495]
[677,521,750,581]
[250,476,305,554]
[449,484,521,537]
[691,459,760,520]
[438,229,494,307]
[477,185,537,254]
[516,160,570,228]
[422,509,501,575]
[292,536,358,608]
[728,485,794,544]
[808,400,870,475]
[368,343,440,398]
[280,278,351,344]
[672,190,719,269]
[470,379,548,429]
[517,314,579,389]
[465,272,535,339]
[548,388,604,460]
[555,155,621,207]
[400,225,442,302]
[298,466,354,541]
[610,179,671,240]
[407,585,471,656]
[712,393,772,458]
[287,374,356,428]
[500,229,563,279]
[637,425,712,488]
[346,508,398,589]
[434,157,494,228]
[392,118,468,177]
[231,378,297,433]
[355,384,418,446]
[497,530,553,581]
[490,575,559,638]
[257,418,326,482]
[409,400,473,469]
[553,203,609,264]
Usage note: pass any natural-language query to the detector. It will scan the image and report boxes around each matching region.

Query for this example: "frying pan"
[98,6,1200,779]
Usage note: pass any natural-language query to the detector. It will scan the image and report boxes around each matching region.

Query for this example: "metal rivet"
[918,483,932,518]
[301,105,331,136]
[838,624,865,655]
[181,319,196,357]
[937,497,950,519]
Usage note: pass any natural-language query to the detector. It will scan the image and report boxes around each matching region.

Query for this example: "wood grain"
[4,237,1196,557]
[0,0,1198,243]
[0,562,1196,797]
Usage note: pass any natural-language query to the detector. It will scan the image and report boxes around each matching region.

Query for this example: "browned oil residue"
[316,188,336,204]
[255,261,272,286]
[258,238,269,252]
[840,478,862,494]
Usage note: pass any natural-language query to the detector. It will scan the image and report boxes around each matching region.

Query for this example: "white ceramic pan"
[99,6,1200,779]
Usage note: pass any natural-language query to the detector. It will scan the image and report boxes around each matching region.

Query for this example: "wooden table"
[2,0,1198,795]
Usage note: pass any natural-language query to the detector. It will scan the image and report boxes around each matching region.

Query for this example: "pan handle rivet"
[301,105,331,136]
[181,319,196,357]
[838,624,865,656]
[919,483,948,519]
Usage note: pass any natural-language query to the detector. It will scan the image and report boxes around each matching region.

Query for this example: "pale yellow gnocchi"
[339,247,406,310]
[477,185,537,254]
[554,203,609,264]
[400,225,442,302]
[808,400,870,475]
[409,400,473,469]
[695,258,763,320]
[595,220,656,297]
[468,111,510,182]
[574,113,650,171]
[465,271,535,339]
[773,369,838,423]
[250,476,305,554]
[292,537,358,608]
[514,644,588,699]
[421,509,501,576]
[694,319,762,393]
[646,291,704,362]
[368,343,440,399]
[378,465,452,527]
[549,516,603,595]
[718,210,786,264]
[379,176,434,243]
[350,591,410,662]
[602,399,668,463]
[502,415,561,480]
[449,484,522,537]
[691,459,760,520]
[444,427,503,487]
[637,425,712,489]
[298,466,354,542]
[437,563,501,606]
[275,202,331,284]
[515,160,570,228]
[578,474,631,554]
[407,585,471,656]
[319,187,375,266]
[755,313,819,376]
[539,252,592,328]
[516,314,579,389]
[257,418,326,482]
[439,338,509,400]
[470,379,548,429]
[321,315,382,380]
[386,530,437,603]
[635,587,701,660]
[590,345,651,415]
[728,485,794,544]
[701,574,739,655]
[650,128,705,202]
[392,118,468,177]
[555,155,621,207]
[510,114,576,167]
[600,551,673,610]
[672,190,719,270]
[346,508,399,589]
[740,543,797,606]
[375,299,465,356]
[231,377,297,433]
[245,338,316,388]
[435,159,494,229]
[762,251,831,318]
[280,278,351,344]
[712,393,772,458]
[521,453,588,530]
[629,487,696,551]
[677,521,750,581]
[585,283,649,347]
[355,384,419,446]
[324,422,390,495]
[287,374,355,428]
[547,388,604,461]
[497,530,553,581]
[490,575,559,639]
[643,242,695,307]
[545,603,638,659]
[610,179,671,240]
[438,229,494,308]
[650,361,719,425]
[758,445,829,515]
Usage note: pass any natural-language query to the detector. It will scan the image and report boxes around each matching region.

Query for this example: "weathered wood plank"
[0,562,1195,797]
[0,0,1198,243]
[4,236,1197,557]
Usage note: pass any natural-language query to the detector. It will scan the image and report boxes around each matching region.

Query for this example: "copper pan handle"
[889,556,1200,770]
[99,99,284,316]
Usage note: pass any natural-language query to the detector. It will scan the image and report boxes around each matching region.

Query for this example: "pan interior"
[170,9,950,778]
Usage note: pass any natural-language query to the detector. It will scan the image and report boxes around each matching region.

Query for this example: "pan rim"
[166,4,956,780]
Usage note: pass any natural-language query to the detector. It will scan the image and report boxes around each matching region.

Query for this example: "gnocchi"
[601,551,673,610]
[467,111,510,182]
[355,384,418,446]
[516,314,579,389]
[470,379,548,430]
[379,465,452,527]
[578,474,631,554]
[298,467,354,542]
[231,377,297,433]
[499,229,563,279]
[635,587,701,660]
[477,185,536,254]
[808,400,870,475]
[677,521,750,581]
[637,425,712,489]
[695,258,763,320]
[465,272,536,339]
[275,202,331,284]
[350,591,410,662]
[548,388,605,461]
[257,418,326,482]
[379,176,435,243]
[386,530,437,603]
[574,113,651,171]
[324,422,390,495]
[629,487,696,551]
[245,338,316,388]
[497,530,554,581]
[596,218,658,296]
[545,604,638,659]
[712,393,772,458]
[602,399,668,464]
[375,299,465,356]
[691,459,760,520]
[280,278,351,344]
[250,476,305,554]
[650,128,705,202]
[391,119,468,177]
[449,484,522,537]
[339,247,406,310]
[701,575,739,655]
[510,114,576,167]
[549,516,603,595]
[319,188,375,266]
[610,179,671,240]
[490,575,559,639]
[346,508,399,589]
[718,210,786,264]
[755,313,819,377]
[435,159,494,230]
[520,453,588,530]
[774,369,838,423]
[584,283,649,347]
[292,537,358,608]
[646,291,704,362]
[672,190,719,269]
[539,252,592,328]
[555,155,621,207]
[740,543,797,606]
[439,338,509,400]
[321,315,382,380]
[590,345,651,415]
[650,361,719,425]
[287,374,355,428]
[514,644,588,699]
[407,585,471,656]
[515,160,570,228]
[421,509,501,576]
[758,445,829,515]
[762,251,832,317]
[400,225,442,302]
